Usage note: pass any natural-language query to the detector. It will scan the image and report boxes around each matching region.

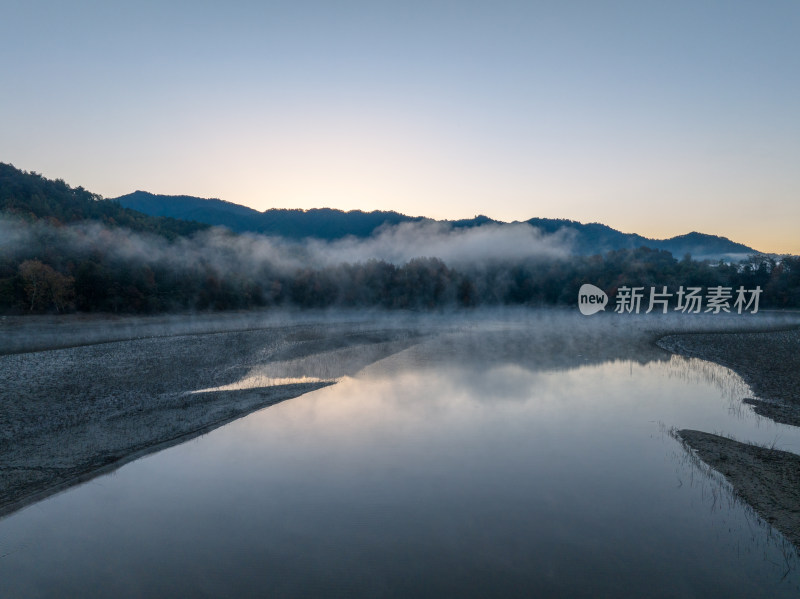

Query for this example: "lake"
[1,326,799,598]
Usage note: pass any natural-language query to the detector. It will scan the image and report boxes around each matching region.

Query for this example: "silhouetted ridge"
[114,190,759,257]
[524,217,755,257]
[2,162,796,315]
[114,191,423,240]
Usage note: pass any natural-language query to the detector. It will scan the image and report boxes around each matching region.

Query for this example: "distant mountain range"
[114,190,759,259]
[0,160,760,260]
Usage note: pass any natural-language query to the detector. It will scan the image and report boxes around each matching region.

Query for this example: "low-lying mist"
[1,216,574,274]
[1,215,797,314]
[305,221,575,266]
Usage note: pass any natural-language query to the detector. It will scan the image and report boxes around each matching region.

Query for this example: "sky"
[1,1,798,253]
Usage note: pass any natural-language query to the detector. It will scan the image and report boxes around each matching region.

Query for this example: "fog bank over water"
[305,221,575,266]
[3,307,799,357]
[1,215,574,274]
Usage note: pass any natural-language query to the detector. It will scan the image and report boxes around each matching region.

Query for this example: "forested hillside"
[0,164,208,238]
[2,163,798,314]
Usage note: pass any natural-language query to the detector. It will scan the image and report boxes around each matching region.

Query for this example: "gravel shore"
[0,319,422,517]
[3,309,800,546]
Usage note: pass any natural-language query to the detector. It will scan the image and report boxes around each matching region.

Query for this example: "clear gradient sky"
[2,1,798,253]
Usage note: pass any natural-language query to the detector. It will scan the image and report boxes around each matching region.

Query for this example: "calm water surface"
[1,330,799,598]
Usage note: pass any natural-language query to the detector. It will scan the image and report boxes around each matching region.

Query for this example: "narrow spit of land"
[0,315,423,518]
[659,328,800,550]
[677,430,800,549]
[659,329,800,427]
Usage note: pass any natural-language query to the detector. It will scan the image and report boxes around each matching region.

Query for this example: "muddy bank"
[660,326,800,550]
[677,430,800,549]
[658,328,800,427]
[0,321,422,518]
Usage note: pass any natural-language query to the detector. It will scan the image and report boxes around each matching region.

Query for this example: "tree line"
[1,161,798,314]
[2,239,798,314]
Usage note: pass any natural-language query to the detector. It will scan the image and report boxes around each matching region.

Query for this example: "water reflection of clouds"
[194,322,800,456]
[5,322,800,597]
[325,349,800,456]
[192,375,337,394]
[189,337,417,394]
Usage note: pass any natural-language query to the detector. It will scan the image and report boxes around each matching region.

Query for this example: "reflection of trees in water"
[381,325,675,377]
[666,425,800,585]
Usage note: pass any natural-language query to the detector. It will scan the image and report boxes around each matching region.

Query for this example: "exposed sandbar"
[677,429,800,549]
[0,320,421,518]
[661,326,800,549]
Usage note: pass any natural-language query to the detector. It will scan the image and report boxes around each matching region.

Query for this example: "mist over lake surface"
[1,319,799,597]
[5,0,800,591]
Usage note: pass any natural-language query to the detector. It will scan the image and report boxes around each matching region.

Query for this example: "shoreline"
[658,327,800,427]
[658,327,800,549]
[0,382,330,519]
[0,319,424,519]
[676,429,800,550]
[3,310,800,546]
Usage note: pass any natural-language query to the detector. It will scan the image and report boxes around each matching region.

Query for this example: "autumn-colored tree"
[18,259,75,312]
